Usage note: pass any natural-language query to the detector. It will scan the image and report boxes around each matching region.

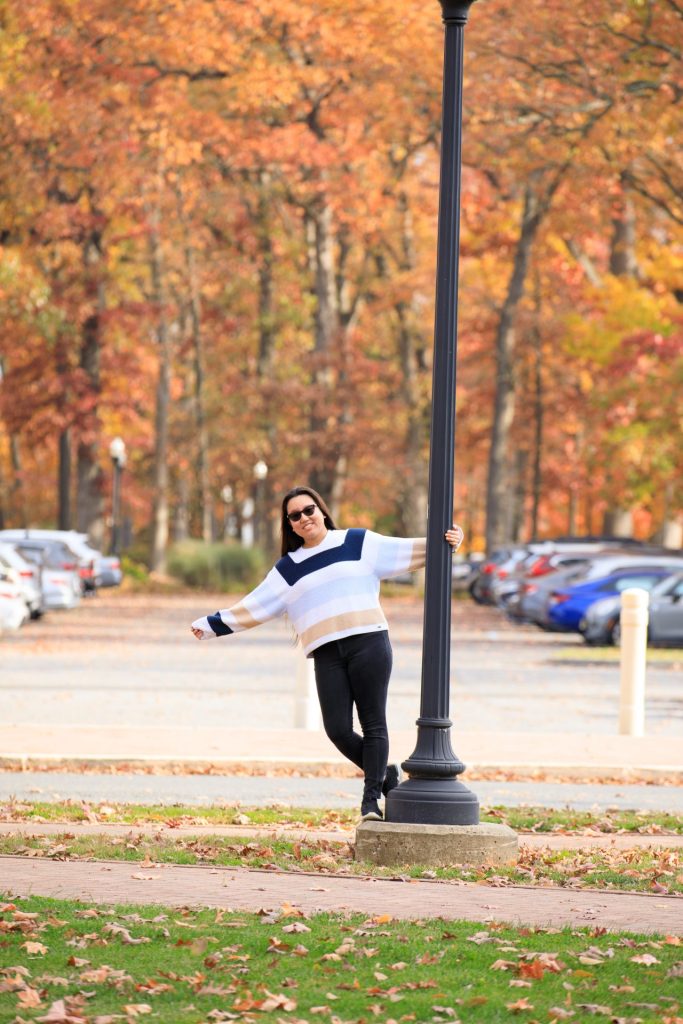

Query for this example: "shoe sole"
[360,811,383,822]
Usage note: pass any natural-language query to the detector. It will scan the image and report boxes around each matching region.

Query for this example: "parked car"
[513,564,593,629]
[0,541,44,618]
[0,570,29,631]
[469,547,528,605]
[0,530,96,592]
[648,572,683,646]
[451,554,485,590]
[0,530,123,591]
[581,571,683,646]
[502,548,601,617]
[548,565,683,633]
[95,555,123,588]
[9,542,82,610]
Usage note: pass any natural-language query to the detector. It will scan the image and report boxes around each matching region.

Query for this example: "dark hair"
[280,486,337,555]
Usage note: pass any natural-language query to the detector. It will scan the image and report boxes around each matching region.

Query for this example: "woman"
[191,485,464,822]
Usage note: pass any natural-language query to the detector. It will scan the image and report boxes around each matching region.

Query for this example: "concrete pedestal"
[355,821,518,867]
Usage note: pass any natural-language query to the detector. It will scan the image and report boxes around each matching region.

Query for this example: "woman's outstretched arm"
[191,568,287,639]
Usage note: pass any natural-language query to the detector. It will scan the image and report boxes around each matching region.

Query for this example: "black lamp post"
[386,0,479,826]
[109,437,126,558]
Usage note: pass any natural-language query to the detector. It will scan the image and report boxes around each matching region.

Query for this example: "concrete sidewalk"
[4,768,683,812]
[3,725,682,776]
[3,855,681,936]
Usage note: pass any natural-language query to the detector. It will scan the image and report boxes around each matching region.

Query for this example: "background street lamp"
[252,459,269,549]
[386,0,479,826]
[109,437,127,558]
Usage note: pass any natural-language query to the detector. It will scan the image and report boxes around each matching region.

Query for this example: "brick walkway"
[3,852,682,937]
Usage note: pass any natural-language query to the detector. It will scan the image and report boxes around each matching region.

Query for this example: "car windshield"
[654,574,683,598]
[609,574,667,592]
[17,543,71,569]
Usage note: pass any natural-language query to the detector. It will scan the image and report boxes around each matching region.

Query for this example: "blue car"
[547,567,678,632]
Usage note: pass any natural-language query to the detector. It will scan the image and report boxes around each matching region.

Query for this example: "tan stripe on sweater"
[227,603,262,630]
[301,609,387,650]
[406,538,427,572]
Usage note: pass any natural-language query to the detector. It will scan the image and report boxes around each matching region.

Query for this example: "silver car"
[581,571,683,646]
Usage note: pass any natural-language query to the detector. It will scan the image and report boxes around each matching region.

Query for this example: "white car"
[0,529,122,591]
[10,544,81,611]
[0,541,44,618]
[0,571,29,631]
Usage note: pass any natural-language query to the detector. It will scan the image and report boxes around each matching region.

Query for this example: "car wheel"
[611,620,621,646]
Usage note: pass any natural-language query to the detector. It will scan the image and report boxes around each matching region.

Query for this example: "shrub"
[168,540,266,591]
[121,555,149,583]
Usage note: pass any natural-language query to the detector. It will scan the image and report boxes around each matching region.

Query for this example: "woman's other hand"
[191,627,205,639]
[445,525,464,551]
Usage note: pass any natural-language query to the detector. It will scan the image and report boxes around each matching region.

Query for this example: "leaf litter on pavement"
[1,897,682,1024]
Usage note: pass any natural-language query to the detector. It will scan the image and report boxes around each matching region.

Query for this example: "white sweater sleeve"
[191,568,287,638]
[363,530,427,580]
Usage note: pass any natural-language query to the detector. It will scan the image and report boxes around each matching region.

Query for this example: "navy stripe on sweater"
[208,613,233,636]
[275,528,366,586]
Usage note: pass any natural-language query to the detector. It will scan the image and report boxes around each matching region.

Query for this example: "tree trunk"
[256,180,276,378]
[9,434,26,527]
[58,428,71,530]
[603,173,639,531]
[254,179,277,554]
[149,207,171,574]
[511,449,528,542]
[485,185,543,553]
[306,202,344,504]
[602,507,634,539]
[75,228,106,548]
[530,300,544,540]
[395,191,428,536]
[183,234,211,543]
[609,174,639,278]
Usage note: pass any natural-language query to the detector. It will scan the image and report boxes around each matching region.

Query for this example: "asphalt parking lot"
[2,588,681,738]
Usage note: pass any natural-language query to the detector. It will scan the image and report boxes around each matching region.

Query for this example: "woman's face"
[286,494,328,548]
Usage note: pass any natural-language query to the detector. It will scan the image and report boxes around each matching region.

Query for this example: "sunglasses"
[287,503,318,523]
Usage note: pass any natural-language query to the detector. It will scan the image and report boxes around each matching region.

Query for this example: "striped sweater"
[191,528,426,657]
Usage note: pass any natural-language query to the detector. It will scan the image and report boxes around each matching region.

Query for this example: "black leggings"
[312,630,393,804]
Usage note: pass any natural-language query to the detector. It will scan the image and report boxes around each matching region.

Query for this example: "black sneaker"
[360,801,383,822]
[382,763,402,797]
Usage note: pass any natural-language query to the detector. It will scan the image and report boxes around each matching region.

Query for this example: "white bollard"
[295,652,321,730]
[618,588,649,736]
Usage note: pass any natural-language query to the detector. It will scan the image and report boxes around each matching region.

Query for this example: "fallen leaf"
[22,942,48,956]
[506,997,534,1012]
[17,988,44,1009]
[630,953,660,965]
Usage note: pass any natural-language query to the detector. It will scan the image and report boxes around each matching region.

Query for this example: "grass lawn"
[3,801,682,835]
[1,896,682,1024]
[553,647,682,664]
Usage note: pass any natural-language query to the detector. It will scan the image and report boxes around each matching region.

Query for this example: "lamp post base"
[385,775,479,825]
[356,820,517,867]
